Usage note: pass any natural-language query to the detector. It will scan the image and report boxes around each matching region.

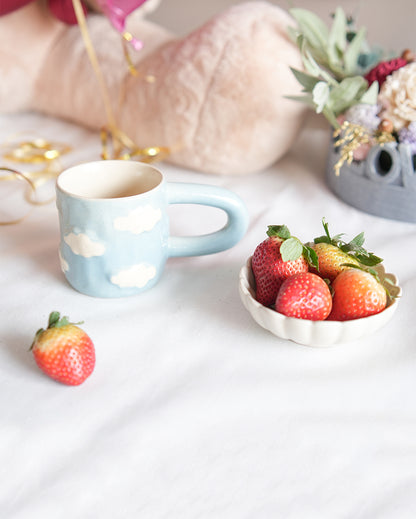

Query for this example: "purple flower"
[398,122,416,153]
[343,104,381,132]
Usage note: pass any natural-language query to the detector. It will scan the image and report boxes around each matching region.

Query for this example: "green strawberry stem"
[48,311,68,328]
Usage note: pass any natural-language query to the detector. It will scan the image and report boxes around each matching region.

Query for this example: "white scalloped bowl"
[239,257,401,347]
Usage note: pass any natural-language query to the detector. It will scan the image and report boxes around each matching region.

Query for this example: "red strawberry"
[252,225,309,306]
[328,268,387,321]
[275,272,332,320]
[31,311,95,386]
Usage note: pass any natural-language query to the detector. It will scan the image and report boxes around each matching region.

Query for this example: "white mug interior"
[57,160,163,199]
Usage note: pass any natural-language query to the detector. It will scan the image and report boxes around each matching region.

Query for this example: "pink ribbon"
[96,0,149,50]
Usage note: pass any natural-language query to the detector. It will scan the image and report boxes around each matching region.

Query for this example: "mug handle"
[166,182,249,257]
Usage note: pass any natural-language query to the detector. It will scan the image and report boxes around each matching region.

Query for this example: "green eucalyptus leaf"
[359,80,379,104]
[290,67,321,92]
[290,8,329,51]
[280,238,303,262]
[344,26,367,75]
[301,49,324,77]
[327,7,347,72]
[329,7,347,54]
[287,25,299,44]
[358,48,383,71]
[284,94,316,109]
[327,76,368,115]
[302,49,337,85]
[322,106,340,128]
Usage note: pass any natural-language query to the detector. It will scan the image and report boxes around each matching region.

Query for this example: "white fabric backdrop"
[2,110,416,518]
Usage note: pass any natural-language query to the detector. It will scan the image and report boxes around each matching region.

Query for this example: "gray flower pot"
[326,140,416,222]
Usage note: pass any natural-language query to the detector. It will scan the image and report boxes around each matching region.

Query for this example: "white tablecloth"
[1,111,416,518]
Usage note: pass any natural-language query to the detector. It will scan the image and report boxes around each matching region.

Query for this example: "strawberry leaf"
[355,252,383,266]
[315,217,383,266]
[280,237,303,262]
[267,225,291,240]
[48,311,61,328]
[303,244,319,270]
[349,231,365,248]
[47,311,82,329]
[314,235,330,244]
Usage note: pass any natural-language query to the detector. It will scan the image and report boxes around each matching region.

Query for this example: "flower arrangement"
[288,7,416,174]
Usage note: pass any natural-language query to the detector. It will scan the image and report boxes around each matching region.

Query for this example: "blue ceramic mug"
[56,160,249,297]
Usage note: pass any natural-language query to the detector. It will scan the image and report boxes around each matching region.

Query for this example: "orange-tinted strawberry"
[310,242,360,281]
[310,218,382,281]
[275,272,332,320]
[31,311,95,385]
[252,225,309,307]
[328,268,387,321]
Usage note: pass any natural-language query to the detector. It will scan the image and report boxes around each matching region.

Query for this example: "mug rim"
[56,160,164,201]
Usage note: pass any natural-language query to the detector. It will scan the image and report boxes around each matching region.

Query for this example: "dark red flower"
[364,57,408,87]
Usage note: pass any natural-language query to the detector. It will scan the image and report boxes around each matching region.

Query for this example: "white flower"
[378,62,416,130]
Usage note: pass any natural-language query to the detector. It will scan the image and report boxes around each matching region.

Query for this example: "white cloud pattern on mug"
[113,205,162,235]
[111,264,157,288]
[59,249,69,272]
[64,232,106,258]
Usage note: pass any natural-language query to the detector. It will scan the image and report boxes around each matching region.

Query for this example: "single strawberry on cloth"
[30,311,95,385]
